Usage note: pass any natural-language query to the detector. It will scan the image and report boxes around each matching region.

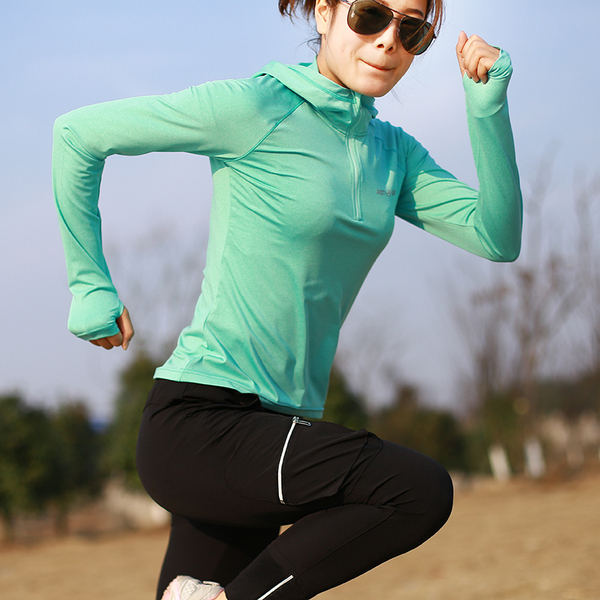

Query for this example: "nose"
[374,20,399,52]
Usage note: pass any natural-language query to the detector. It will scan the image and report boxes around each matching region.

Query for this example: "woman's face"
[315,0,429,97]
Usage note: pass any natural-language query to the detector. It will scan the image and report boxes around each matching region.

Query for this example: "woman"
[52,0,522,599]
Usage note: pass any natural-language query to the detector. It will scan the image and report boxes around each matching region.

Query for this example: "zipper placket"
[278,416,311,505]
[346,99,364,222]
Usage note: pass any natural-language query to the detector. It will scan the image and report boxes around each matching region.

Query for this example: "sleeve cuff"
[463,49,513,118]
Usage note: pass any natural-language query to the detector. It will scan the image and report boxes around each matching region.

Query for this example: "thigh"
[136,382,374,527]
[342,437,454,520]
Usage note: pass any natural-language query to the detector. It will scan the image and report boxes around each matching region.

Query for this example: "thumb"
[116,306,134,350]
[456,31,468,76]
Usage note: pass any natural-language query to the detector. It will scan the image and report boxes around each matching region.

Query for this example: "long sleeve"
[52,77,290,340]
[395,50,522,262]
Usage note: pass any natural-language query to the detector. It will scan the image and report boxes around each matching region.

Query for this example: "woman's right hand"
[456,31,500,85]
[89,306,135,350]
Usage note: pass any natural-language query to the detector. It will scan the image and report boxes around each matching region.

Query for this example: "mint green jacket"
[53,53,521,418]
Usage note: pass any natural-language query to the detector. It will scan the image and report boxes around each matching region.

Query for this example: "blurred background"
[1,1,599,594]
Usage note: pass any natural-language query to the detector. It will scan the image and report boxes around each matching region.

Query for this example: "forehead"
[377,0,429,17]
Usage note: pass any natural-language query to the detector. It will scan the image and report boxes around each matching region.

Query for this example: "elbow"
[490,241,521,263]
[53,106,86,142]
[501,248,521,263]
[53,115,71,153]
[53,113,73,142]
[485,216,523,263]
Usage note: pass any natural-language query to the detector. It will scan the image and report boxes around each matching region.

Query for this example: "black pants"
[136,380,453,600]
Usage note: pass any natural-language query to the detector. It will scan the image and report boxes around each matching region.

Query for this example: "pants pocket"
[279,420,369,506]
[224,413,370,507]
[277,417,312,504]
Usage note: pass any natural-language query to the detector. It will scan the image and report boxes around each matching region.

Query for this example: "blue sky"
[1,0,599,420]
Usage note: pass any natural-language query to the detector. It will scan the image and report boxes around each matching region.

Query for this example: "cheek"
[324,34,361,74]
[390,53,415,83]
[399,56,415,78]
[329,27,361,59]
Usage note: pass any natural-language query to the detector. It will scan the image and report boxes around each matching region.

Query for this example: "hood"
[255,58,377,135]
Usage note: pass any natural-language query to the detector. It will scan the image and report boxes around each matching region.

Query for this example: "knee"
[348,440,454,532]
[388,451,453,536]
[404,458,453,551]
[426,460,454,532]
[372,452,454,556]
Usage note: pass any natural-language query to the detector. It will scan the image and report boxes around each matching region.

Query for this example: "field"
[0,470,598,600]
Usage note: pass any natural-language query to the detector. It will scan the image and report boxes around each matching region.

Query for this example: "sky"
[1,0,599,421]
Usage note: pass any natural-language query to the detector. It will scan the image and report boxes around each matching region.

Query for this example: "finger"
[90,330,123,350]
[466,53,496,84]
[106,331,124,348]
[461,40,480,82]
[477,51,500,84]
[477,59,489,84]
[461,35,500,84]
[456,31,468,56]
[88,307,133,351]
[91,337,115,350]
[460,35,485,81]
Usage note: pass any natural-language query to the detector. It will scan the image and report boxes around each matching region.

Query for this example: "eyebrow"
[400,6,425,18]
[379,2,425,19]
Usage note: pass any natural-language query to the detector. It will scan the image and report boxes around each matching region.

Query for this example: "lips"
[362,61,393,71]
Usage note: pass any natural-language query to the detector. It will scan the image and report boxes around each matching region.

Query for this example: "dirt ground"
[1,470,599,600]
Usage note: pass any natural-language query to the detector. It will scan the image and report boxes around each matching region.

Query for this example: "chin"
[353,81,395,98]
[350,72,401,97]
[369,86,395,98]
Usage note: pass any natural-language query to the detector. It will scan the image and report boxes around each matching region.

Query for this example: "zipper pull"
[293,416,312,427]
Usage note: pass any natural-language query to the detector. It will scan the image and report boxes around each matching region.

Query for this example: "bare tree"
[451,158,592,473]
[452,278,512,413]
[573,172,600,372]
[336,298,410,411]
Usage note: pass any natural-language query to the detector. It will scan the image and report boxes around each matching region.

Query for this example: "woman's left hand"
[89,306,134,350]
[456,31,500,84]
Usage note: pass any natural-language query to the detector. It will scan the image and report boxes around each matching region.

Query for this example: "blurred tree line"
[4,338,598,543]
[0,395,102,541]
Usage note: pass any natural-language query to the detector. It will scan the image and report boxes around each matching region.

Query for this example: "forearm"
[463,50,523,261]
[396,49,523,262]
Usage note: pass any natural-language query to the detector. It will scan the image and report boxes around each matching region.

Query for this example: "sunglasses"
[340,0,435,55]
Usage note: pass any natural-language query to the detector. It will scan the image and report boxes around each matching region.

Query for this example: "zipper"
[347,136,363,221]
[346,99,364,222]
[278,416,311,505]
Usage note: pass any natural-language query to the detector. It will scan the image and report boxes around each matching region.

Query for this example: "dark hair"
[279,0,444,45]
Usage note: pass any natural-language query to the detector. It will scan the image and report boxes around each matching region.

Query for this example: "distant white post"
[524,437,546,478]
[488,444,511,481]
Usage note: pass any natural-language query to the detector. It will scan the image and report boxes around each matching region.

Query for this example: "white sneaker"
[161,576,224,600]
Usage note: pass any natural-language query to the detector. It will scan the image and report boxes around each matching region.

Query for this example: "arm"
[395,35,522,262]
[52,79,274,346]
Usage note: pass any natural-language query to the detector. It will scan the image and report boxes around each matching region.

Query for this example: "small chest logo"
[376,189,397,197]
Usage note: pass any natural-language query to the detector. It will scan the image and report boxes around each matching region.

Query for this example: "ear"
[315,0,333,35]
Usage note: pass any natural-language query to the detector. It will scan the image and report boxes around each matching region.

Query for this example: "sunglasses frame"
[340,0,435,56]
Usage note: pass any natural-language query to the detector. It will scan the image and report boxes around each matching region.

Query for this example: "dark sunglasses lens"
[348,0,393,35]
[399,18,432,55]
